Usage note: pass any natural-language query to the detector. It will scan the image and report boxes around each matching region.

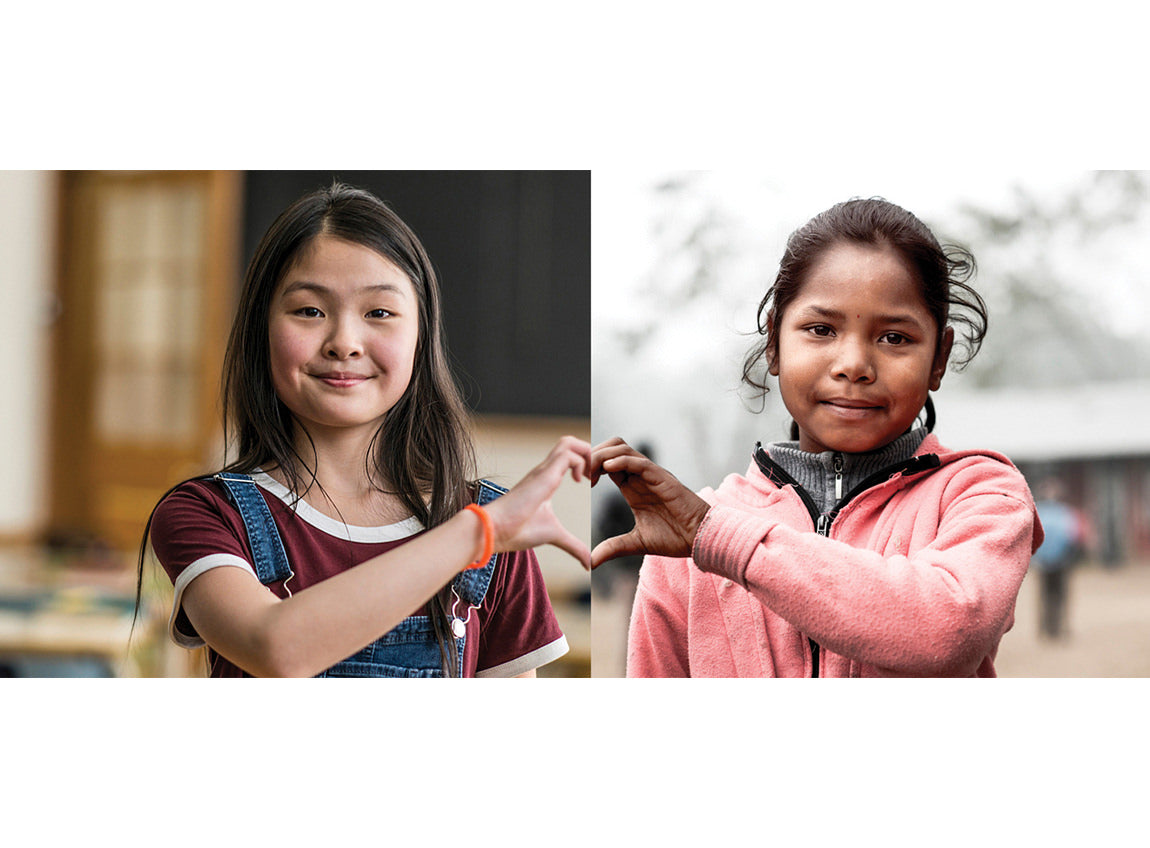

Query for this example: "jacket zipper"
[752,444,941,679]
[809,453,844,676]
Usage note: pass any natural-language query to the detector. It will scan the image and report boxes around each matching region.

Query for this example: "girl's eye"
[806,324,834,337]
[881,332,909,345]
[366,309,392,319]
[295,306,323,318]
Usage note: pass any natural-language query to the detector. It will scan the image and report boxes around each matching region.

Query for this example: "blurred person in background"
[1031,479,1087,640]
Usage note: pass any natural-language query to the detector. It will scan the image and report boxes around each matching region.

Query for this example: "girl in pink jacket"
[591,198,1044,677]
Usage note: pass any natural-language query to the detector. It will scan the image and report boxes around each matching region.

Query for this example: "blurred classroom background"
[0,170,591,678]
[591,169,1150,678]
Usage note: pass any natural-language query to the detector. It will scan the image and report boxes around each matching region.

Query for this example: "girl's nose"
[324,318,363,359]
[833,338,875,383]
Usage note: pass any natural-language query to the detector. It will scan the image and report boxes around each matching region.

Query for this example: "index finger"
[589,438,646,485]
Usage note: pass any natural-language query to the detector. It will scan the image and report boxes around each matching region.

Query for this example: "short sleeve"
[149,481,261,648]
[472,550,568,677]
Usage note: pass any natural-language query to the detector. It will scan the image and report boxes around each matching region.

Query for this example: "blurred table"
[0,546,148,677]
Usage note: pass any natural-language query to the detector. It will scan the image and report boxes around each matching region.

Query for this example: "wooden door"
[50,171,241,552]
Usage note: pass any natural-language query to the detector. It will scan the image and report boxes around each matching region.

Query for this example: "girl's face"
[769,241,953,454]
[268,234,420,443]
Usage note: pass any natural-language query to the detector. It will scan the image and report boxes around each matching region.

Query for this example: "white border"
[168,554,257,648]
[476,635,570,678]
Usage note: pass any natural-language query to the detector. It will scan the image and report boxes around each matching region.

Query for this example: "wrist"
[690,505,758,585]
[462,504,494,570]
[684,498,711,549]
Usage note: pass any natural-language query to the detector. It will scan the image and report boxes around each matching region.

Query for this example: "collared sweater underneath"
[766,427,927,517]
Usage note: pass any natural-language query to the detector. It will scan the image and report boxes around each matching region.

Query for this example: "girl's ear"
[930,325,955,391]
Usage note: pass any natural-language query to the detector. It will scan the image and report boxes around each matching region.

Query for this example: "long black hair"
[136,182,477,676]
[742,197,988,440]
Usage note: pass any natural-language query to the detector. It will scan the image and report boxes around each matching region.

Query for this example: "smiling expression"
[268,234,420,442]
[769,241,953,455]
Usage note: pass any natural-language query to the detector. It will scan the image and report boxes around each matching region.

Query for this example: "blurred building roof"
[935,379,1150,462]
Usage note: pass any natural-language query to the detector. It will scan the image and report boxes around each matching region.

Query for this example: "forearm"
[184,508,486,677]
[692,500,1035,675]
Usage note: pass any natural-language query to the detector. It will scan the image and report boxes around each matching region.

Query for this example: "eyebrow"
[280,281,410,299]
[795,305,925,327]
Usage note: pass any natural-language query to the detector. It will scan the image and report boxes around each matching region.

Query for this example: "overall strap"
[451,479,506,607]
[213,472,294,588]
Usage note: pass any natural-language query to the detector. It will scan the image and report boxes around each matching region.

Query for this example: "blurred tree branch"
[947,170,1150,388]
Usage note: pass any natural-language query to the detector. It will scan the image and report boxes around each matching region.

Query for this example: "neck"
[264,424,419,526]
[276,422,389,497]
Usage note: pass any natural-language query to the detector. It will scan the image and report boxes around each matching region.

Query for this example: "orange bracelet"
[463,503,494,570]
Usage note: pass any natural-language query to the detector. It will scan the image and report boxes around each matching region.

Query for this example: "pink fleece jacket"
[626,434,1044,677]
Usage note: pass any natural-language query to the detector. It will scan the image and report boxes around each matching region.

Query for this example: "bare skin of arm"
[182,437,591,678]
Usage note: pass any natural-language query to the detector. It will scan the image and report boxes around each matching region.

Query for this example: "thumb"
[590,532,646,570]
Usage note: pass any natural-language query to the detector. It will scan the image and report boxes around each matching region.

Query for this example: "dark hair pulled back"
[742,197,988,433]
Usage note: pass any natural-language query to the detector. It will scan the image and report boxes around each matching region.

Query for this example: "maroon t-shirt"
[149,471,568,677]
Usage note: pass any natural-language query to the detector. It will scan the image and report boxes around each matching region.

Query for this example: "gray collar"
[766,428,927,516]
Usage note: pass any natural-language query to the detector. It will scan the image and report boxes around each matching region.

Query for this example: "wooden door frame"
[47,170,242,549]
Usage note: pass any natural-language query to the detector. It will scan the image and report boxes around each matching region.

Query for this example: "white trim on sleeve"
[168,554,258,649]
[475,634,570,678]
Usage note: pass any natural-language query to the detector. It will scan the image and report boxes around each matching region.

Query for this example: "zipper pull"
[833,453,844,502]
[817,513,831,536]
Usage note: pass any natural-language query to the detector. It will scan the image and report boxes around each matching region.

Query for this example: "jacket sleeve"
[691,461,1040,676]
[626,554,692,677]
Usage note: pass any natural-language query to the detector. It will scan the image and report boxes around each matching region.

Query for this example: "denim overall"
[213,473,504,678]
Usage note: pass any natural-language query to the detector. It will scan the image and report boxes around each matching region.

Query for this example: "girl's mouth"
[313,372,372,388]
[821,398,883,418]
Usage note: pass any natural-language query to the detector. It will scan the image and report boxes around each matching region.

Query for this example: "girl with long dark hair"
[139,182,588,677]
